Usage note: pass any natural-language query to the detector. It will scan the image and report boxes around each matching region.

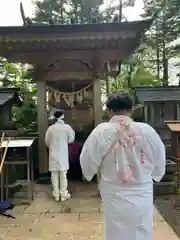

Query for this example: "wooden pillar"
[36,79,48,174]
[160,103,164,124]
[105,77,110,98]
[176,103,180,120]
[144,104,148,123]
[93,78,102,126]
[150,103,155,125]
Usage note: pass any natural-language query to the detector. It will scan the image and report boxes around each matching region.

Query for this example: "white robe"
[45,119,75,171]
[80,116,166,240]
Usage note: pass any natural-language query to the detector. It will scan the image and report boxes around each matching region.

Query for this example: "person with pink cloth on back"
[80,91,166,240]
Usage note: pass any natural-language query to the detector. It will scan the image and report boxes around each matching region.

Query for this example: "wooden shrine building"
[0,20,152,174]
[0,88,21,130]
[135,86,180,143]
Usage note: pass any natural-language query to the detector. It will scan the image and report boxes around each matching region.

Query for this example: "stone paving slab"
[0,225,11,239]
[79,212,103,223]
[153,221,179,240]
[33,182,99,199]
[0,183,179,239]
[153,207,164,223]
[0,213,40,226]
[24,197,100,214]
[2,210,179,240]
[24,198,62,214]
[5,213,103,240]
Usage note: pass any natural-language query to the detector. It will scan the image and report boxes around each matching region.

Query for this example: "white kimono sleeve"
[80,123,116,181]
[146,125,166,182]
[66,125,75,144]
[45,127,50,148]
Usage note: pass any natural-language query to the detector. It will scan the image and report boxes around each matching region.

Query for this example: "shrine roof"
[0,20,151,53]
[134,85,180,102]
[0,88,20,106]
[0,20,151,37]
[0,92,15,106]
[0,20,152,66]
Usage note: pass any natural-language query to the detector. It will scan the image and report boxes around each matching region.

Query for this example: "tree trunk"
[74,5,78,23]
[60,0,64,24]
[118,0,123,76]
[127,65,133,89]
[80,4,84,23]
[155,19,160,80]
[162,0,168,86]
[162,51,168,86]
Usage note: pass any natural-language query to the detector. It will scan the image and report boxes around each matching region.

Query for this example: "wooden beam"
[47,79,92,85]
[2,49,129,65]
[45,71,93,81]
[0,31,136,43]
[1,50,93,64]
[36,79,48,174]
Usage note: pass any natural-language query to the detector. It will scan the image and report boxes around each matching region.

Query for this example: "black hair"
[106,91,133,113]
[54,110,64,119]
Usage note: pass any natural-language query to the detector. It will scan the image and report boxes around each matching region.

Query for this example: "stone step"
[166,159,176,174]
[154,181,176,195]
[161,174,176,182]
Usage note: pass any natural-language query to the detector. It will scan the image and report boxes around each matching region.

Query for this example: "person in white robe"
[80,92,166,240]
[45,110,75,202]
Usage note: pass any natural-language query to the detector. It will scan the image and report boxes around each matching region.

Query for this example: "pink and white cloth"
[109,115,145,183]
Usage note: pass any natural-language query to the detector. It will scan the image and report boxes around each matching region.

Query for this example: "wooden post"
[176,103,180,120]
[36,79,48,174]
[144,104,148,123]
[93,78,102,126]
[150,103,155,125]
[160,103,164,124]
[105,77,110,98]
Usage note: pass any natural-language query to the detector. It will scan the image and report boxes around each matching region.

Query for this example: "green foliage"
[0,58,37,133]
[141,0,180,84]
[33,0,102,24]
[33,0,136,24]
[110,64,159,92]
[12,100,37,133]
[109,49,161,93]
[0,58,19,86]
